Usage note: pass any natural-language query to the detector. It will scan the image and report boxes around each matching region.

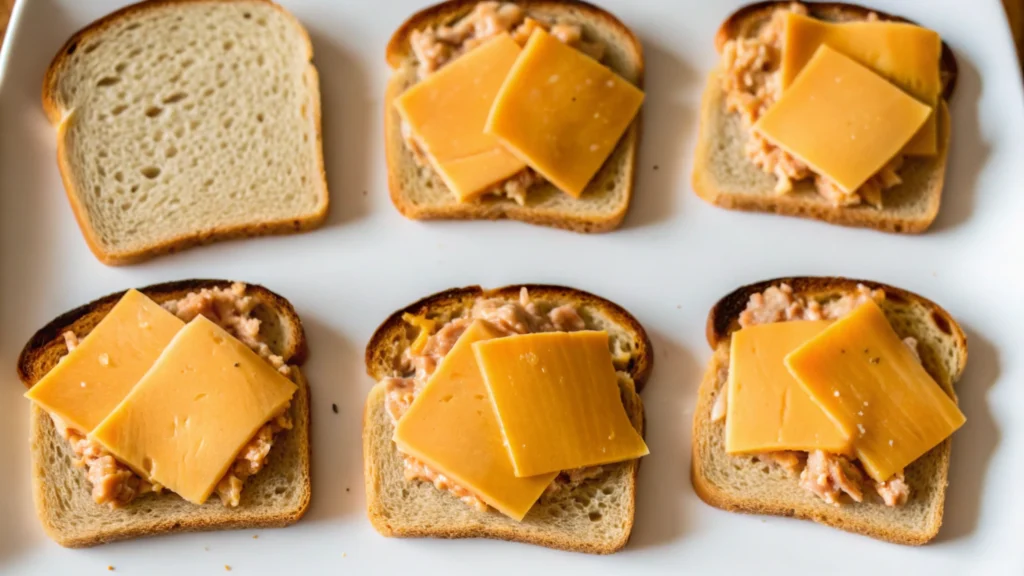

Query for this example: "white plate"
[2,0,1023,573]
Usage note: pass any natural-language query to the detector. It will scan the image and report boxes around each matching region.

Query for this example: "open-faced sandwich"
[363,285,652,553]
[693,2,958,233]
[19,280,312,547]
[691,277,967,544]
[385,1,644,232]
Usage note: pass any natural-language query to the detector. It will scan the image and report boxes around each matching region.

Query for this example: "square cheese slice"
[780,12,942,156]
[394,33,526,201]
[485,28,644,198]
[473,331,648,478]
[393,320,557,521]
[24,289,184,433]
[726,321,852,455]
[784,300,966,482]
[754,45,931,194]
[90,316,297,504]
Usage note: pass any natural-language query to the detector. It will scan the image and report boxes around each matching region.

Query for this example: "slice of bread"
[17,280,312,548]
[362,285,652,553]
[691,277,968,545]
[384,1,643,233]
[692,2,959,234]
[43,0,328,265]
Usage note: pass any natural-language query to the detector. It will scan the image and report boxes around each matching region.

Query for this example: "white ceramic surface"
[1,0,1022,573]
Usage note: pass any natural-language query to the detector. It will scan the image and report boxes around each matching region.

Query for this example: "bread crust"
[691,276,968,545]
[694,2,957,234]
[19,279,312,547]
[363,284,651,552]
[383,0,643,233]
[42,0,328,266]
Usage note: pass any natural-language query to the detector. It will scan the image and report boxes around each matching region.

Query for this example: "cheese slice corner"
[755,45,932,194]
[473,330,648,478]
[784,300,965,482]
[24,289,184,433]
[90,315,297,504]
[393,320,556,521]
[726,320,852,455]
[485,28,644,198]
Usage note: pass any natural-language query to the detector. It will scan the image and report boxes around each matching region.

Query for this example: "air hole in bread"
[121,202,132,212]
[163,92,188,105]
[224,40,235,51]
[125,23,141,32]
[128,47,143,58]
[203,178,214,188]
[165,145,178,158]
[189,120,200,130]
[173,126,185,138]
[65,42,78,55]
[153,130,164,142]
[131,184,139,193]
[169,72,182,84]
[96,76,120,87]
[257,54,265,67]
[257,17,267,26]
[83,42,101,54]
[401,488,409,498]
[223,118,234,129]
[182,58,195,69]
[93,186,101,197]
[145,106,163,118]
[243,12,252,19]
[255,113,264,123]
[114,171,124,183]
[302,133,308,143]
[141,167,161,179]
[588,511,602,522]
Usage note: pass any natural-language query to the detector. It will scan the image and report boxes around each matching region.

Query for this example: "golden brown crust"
[703,275,967,381]
[364,284,653,391]
[42,0,328,266]
[714,1,958,99]
[17,279,308,389]
[383,0,642,233]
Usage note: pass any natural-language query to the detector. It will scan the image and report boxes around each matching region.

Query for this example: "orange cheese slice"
[485,28,644,198]
[784,300,966,482]
[473,331,648,478]
[90,316,297,504]
[726,321,852,455]
[24,289,184,433]
[394,33,526,201]
[393,320,556,520]
[780,12,942,156]
[754,45,931,194]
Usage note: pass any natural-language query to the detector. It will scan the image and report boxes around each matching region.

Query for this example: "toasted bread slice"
[42,0,328,265]
[691,277,968,545]
[362,285,652,553]
[17,280,312,547]
[692,2,959,234]
[384,1,643,233]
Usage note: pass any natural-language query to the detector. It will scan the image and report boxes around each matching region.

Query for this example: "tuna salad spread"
[401,1,606,206]
[54,283,293,508]
[712,284,914,507]
[383,288,628,513]
[719,2,903,207]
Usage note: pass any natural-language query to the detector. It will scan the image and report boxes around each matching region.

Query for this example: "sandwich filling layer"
[711,284,915,507]
[400,1,605,205]
[719,3,907,207]
[51,283,294,508]
[382,288,631,513]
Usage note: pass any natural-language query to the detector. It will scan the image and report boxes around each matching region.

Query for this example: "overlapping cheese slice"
[91,316,297,505]
[784,300,966,482]
[393,321,557,521]
[473,331,648,478]
[24,289,184,433]
[780,12,943,156]
[754,45,931,194]
[726,321,852,455]
[486,28,644,198]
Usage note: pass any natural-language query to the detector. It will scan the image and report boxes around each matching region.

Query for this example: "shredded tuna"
[386,288,606,513]
[738,283,884,328]
[718,2,904,205]
[799,450,865,505]
[216,408,293,507]
[875,472,911,506]
[66,429,161,508]
[756,451,805,477]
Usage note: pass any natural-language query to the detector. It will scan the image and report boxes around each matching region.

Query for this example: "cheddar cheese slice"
[485,28,644,198]
[473,331,648,478]
[780,13,943,156]
[726,321,852,455]
[90,316,297,504]
[754,45,932,194]
[393,320,557,520]
[784,300,966,482]
[24,289,184,433]
[394,33,526,201]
